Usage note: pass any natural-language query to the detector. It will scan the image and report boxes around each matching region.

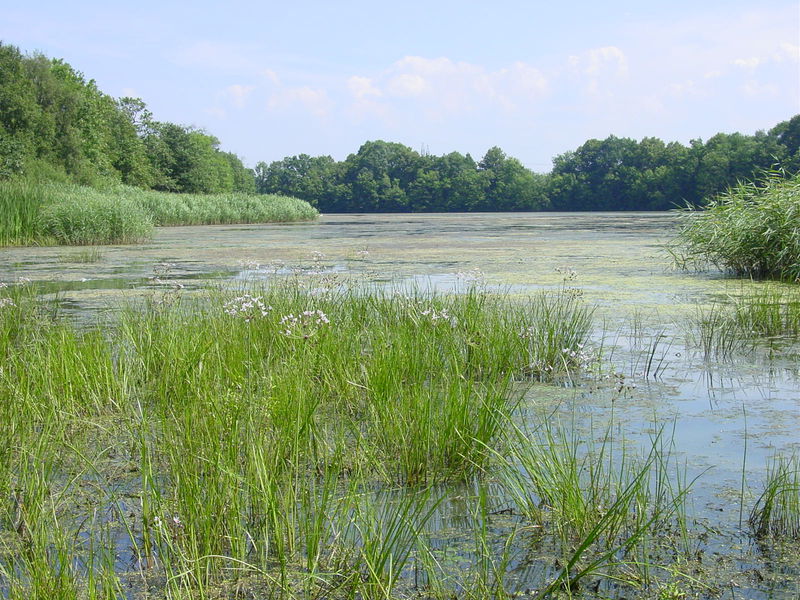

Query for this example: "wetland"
[0,212,798,599]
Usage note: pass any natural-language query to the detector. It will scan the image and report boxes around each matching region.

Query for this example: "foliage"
[255,141,551,213]
[0,181,318,246]
[670,173,800,281]
[0,41,256,194]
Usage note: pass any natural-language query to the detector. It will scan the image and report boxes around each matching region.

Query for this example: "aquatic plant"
[670,172,800,282]
[0,181,318,247]
[750,454,800,539]
[691,286,800,357]
[0,180,48,245]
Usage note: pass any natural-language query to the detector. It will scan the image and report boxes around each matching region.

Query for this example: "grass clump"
[39,185,153,245]
[691,286,800,357]
[750,454,800,539]
[670,172,800,282]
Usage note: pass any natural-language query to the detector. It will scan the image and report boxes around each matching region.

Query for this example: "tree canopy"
[2,40,798,211]
[0,41,254,193]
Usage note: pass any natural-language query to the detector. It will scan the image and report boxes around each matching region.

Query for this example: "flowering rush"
[223,294,272,322]
[279,309,330,338]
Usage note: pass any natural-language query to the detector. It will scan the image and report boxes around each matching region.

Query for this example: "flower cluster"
[0,297,15,309]
[554,266,577,281]
[561,343,595,369]
[223,294,272,322]
[355,248,370,258]
[279,309,330,338]
[420,307,457,327]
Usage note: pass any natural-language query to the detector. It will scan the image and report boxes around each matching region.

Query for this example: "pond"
[2,212,798,598]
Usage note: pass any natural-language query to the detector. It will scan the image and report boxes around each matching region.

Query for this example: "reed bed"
[0,181,318,246]
[670,173,800,282]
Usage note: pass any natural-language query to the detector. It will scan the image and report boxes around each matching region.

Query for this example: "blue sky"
[2,0,798,171]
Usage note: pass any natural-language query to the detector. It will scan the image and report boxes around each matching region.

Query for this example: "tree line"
[2,41,799,211]
[0,42,254,193]
[256,119,800,212]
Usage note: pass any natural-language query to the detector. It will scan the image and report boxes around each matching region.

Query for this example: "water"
[2,212,798,597]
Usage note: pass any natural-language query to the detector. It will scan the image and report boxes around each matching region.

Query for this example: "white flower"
[223,294,271,322]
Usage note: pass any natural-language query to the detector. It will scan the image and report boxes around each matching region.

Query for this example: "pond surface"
[2,212,799,597]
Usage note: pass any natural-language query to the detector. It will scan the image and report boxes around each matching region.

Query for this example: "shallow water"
[2,212,799,597]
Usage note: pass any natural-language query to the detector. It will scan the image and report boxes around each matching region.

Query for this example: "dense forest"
[256,121,800,212]
[0,42,254,194]
[2,41,799,212]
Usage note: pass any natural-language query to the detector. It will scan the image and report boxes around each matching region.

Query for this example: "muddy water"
[2,212,799,596]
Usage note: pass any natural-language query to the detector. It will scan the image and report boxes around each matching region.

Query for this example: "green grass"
[0,180,49,245]
[691,286,800,357]
[750,454,800,539]
[0,279,787,599]
[0,181,318,246]
[669,172,800,282]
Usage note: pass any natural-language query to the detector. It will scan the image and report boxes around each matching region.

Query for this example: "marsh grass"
[130,187,319,226]
[58,248,105,263]
[670,172,800,281]
[750,454,800,539]
[0,181,318,246]
[0,180,48,246]
[498,419,694,595]
[691,286,800,357]
[0,279,777,599]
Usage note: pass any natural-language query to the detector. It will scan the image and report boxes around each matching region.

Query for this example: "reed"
[670,172,800,282]
[0,181,318,247]
[750,454,800,539]
[0,180,48,245]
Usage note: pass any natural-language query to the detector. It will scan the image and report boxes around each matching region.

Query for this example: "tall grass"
[128,187,319,225]
[0,181,318,246]
[3,279,781,598]
[0,180,49,245]
[0,281,600,598]
[670,172,800,282]
[750,454,800,539]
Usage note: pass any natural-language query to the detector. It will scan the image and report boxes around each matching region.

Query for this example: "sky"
[2,0,799,171]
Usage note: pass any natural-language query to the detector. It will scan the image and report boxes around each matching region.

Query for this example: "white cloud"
[268,86,332,118]
[347,56,548,120]
[261,69,281,86]
[742,80,780,97]
[733,57,762,69]
[566,46,629,97]
[224,84,255,109]
[347,76,382,99]
[774,42,800,63]
[172,41,257,72]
